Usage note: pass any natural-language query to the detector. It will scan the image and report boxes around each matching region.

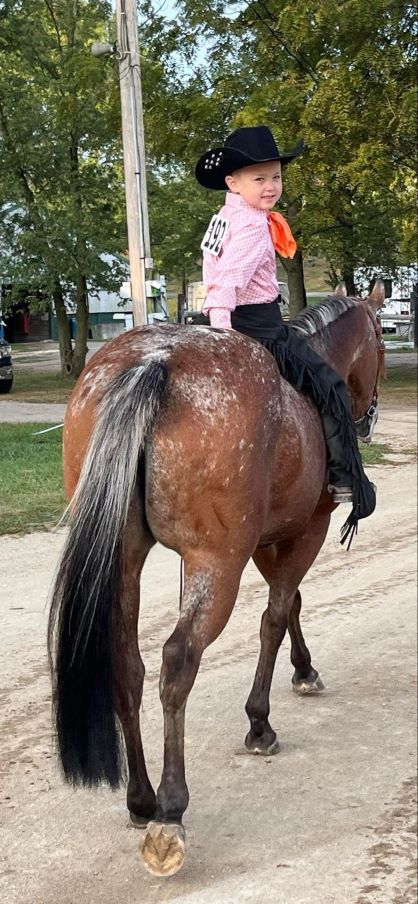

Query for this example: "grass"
[361,441,395,466]
[7,369,75,403]
[0,423,67,535]
[384,344,414,352]
[380,363,417,405]
[276,256,332,293]
[307,294,330,305]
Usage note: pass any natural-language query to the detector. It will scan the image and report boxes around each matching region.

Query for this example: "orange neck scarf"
[267,211,297,259]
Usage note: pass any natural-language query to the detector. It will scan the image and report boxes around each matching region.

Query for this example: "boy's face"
[225,161,282,210]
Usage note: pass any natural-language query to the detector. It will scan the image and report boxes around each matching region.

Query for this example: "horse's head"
[346,280,386,444]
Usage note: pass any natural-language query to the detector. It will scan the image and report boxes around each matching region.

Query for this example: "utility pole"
[411,283,418,350]
[115,0,151,326]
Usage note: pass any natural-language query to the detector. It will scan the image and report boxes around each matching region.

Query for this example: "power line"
[244,0,319,82]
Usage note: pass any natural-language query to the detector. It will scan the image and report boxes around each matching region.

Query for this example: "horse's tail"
[47,360,168,788]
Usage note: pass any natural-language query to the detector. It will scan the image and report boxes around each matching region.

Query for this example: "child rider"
[195,125,376,546]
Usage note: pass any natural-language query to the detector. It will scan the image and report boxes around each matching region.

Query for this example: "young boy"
[195,125,376,545]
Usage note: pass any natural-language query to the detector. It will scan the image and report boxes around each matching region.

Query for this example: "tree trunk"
[73,273,89,378]
[53,284,74,376]
[281,249,307,317]
[182,271,188,303]
[342,267,356,296]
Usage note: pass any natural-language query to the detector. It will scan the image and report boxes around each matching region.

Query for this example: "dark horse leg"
[245,587,287,755]
[245,509,330,753]
[112,504,157,824]
[140,553,246,877]
[288,590,324,695]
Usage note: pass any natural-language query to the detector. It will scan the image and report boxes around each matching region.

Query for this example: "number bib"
[200,215,229,257]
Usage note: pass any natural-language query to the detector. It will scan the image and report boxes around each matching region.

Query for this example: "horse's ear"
[368,279,386,310]
[334,281,347,297]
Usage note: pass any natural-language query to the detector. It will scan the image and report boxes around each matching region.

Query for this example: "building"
[1,257,169,343]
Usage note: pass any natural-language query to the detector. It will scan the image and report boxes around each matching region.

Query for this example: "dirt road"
[1,406,416,904]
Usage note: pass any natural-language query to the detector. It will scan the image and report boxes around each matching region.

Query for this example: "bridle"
[354,305,385,444]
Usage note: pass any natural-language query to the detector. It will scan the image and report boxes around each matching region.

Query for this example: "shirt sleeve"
[209,308,234,329]
[202,221,268,328]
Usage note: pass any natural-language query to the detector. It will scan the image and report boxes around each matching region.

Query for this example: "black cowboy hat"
[195,125,304,191]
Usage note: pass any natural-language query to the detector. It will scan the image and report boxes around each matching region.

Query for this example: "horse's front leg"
[140,554,245,878]
[288,589,325,695]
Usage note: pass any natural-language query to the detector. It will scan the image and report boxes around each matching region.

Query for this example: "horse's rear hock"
[139,556,245,877]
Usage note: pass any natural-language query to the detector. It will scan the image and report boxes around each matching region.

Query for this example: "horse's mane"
[290,295,358,337]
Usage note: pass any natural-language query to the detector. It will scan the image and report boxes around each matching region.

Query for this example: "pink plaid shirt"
[201,193,279,329]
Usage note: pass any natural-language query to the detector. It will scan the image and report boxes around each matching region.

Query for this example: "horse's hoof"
[129,812,150,831]
[140,821,186,877]
[245,731,280,756]
[292,668,325,696]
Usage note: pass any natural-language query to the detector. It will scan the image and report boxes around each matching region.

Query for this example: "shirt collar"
[224,192,267,219]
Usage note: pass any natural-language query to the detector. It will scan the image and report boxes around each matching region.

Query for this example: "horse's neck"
[307,306,364,380]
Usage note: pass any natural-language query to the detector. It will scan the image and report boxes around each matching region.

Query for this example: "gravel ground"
[0,401,67,423]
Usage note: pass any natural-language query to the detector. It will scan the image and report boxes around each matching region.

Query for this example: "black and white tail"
[48,360,168,787]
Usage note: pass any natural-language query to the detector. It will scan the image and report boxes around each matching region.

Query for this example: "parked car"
[0,338,13,393]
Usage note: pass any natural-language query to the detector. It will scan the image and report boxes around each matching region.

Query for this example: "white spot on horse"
[192,326,235,341]
[176,374,238,422]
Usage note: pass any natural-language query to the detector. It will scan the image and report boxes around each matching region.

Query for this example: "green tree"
[0,0,125,376]
[142,0,416,310]
[148,166,215,294]
[296,0,417,291]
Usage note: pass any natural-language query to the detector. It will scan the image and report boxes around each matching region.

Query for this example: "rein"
[354,306,385,438]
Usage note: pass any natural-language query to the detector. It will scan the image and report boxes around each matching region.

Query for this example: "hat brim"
[195,139,305,190]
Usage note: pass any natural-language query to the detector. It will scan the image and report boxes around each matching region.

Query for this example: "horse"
[48,280,385,877]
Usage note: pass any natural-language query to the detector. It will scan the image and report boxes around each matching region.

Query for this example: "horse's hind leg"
[140,555,245,878]
[244,582,288,755]
[246,512,330,753]
[288,590,324,695]
[112,508,156,825]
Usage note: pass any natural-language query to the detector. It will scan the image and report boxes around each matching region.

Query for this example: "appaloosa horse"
[48,281,385,877]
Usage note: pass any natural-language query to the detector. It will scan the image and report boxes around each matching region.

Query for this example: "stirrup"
[328,484,353,504]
